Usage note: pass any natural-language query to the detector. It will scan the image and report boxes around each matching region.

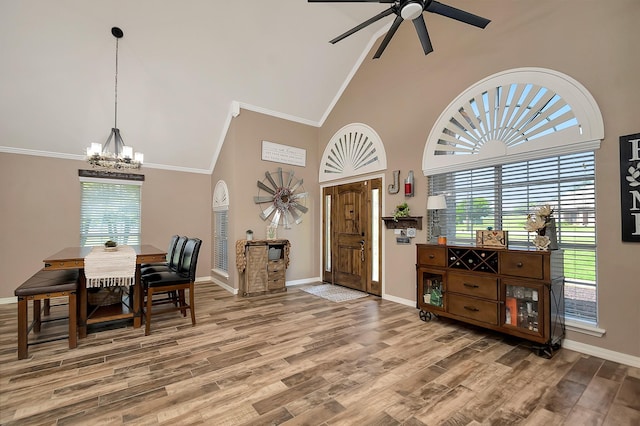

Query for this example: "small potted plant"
[246,229,254,241]
[393,202,410,221]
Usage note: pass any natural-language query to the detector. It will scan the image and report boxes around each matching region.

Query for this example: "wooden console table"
[236,239,290,296]
[416,244,565,357]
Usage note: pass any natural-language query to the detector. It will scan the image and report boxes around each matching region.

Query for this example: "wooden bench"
[14,269,79,359]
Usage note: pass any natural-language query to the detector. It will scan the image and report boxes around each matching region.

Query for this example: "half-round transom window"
[319,123,387,183]
[422,68,604,176]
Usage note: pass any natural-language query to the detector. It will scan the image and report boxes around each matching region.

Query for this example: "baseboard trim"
[210,277,237,295]
[286,277,322,287]
[562,339,640,368]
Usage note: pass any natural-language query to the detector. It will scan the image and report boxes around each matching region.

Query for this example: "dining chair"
[141,237,202,336]
[140,235,185,274]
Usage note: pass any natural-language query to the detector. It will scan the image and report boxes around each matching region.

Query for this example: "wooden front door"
[322,179,382,295]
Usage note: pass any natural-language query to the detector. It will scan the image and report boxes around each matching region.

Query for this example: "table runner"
[85,245,136,288]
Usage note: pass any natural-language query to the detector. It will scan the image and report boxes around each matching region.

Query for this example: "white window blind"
[430,151,597,323]
[213,210,228,273]
[80,179,141,247]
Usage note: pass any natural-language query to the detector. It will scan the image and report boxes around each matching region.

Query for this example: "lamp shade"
[427,194,447,210]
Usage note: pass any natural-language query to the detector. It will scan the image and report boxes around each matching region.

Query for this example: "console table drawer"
[268,278,285,290]
[500,252,543,279]
[448,294,498,325]
[417,246,446,267]
[268,259,285,273]
[268,269,285,281]
[448,272,498,299]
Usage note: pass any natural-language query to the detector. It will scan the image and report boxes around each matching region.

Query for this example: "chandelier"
[86,27,143,170]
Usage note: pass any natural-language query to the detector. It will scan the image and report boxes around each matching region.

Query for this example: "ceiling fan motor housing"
[401,1,425,21]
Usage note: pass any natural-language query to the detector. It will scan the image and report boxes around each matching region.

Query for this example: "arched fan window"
[213,180,229,275]
[423,68,605,327]
[319,123,387,182]
[422,68,604,175]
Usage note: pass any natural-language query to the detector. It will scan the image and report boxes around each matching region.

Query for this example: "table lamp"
[427,194,447,243]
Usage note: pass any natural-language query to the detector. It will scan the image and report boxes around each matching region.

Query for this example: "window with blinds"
[213,210,228,273]
[430,151,597,323]
[80,179,142,247]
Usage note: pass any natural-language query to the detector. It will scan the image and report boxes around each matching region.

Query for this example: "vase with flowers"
[525,204,558,250]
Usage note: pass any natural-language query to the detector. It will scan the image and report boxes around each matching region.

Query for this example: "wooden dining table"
[43,244,166,338]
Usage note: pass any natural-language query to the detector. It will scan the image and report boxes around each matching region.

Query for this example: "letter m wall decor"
[620,132,640,242]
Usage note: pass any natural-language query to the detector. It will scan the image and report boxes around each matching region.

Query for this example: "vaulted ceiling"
[0,1,490,173]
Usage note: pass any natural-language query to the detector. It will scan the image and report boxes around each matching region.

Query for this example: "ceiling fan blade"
[330,7,395,44]
[413,14,433,55]
[426,1,491,28]
[373,14,403,59]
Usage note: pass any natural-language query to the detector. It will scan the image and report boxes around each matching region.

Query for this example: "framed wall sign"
[261,141,306,167]
[476,230,508,248]
[620,132,640,242]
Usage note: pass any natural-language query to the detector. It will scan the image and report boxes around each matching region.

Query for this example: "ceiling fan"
[309,0,490,59]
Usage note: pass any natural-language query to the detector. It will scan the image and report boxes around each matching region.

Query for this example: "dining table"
[43,244,166,338]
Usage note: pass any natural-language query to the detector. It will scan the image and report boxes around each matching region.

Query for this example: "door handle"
[360,240,365,262]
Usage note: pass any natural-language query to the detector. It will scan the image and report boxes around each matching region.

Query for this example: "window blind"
[214,210,228,272]
[80,180,141,247]
[430,151,597,323]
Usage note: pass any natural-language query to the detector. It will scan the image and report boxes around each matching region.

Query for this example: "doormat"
[301,284,369,303]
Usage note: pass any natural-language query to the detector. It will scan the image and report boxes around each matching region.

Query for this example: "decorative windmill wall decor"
[254,168,308,229]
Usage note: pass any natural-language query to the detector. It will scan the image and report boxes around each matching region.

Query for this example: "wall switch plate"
[394,229,402,235]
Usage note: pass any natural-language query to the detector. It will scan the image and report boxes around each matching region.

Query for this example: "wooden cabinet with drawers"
[416,244,565,356]
[237,239,290,297]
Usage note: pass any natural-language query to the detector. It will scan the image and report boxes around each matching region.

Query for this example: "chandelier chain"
[114,37,119,129]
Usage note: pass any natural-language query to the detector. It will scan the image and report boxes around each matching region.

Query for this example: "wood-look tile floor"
[1,282,639,425]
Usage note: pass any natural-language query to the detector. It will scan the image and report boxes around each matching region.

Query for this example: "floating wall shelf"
[382,216,423,230]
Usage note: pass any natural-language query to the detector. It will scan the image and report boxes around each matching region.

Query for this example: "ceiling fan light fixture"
[401,2,424,21]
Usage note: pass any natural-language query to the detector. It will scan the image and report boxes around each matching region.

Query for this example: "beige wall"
[319,0,640,357]
[212,109,320,291]
[0,153,212,298]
